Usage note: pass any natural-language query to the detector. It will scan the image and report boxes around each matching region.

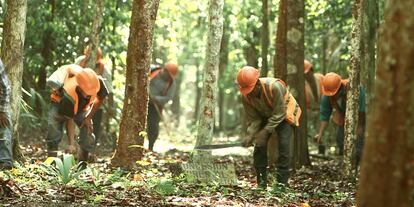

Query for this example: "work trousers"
[46,102,96,153]
[253,120,293,184]
[147,102,161,151]
[336,125,365,165]
[0,111,12,167]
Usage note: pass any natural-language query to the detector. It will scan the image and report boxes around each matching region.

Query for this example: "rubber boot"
[77,148,89,170]
[256,167,267,189]
[276,169,290,185]
[47,145,58,157]
[318,144,326,155]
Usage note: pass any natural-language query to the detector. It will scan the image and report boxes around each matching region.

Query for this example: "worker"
[46,64,109,162]
[147,62,178,151]
[0,59,12,170]
[237,66,301,188]
[76,46,114,160]
[314,72,365,163]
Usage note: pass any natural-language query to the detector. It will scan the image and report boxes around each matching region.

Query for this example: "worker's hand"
[81,118,93,135]
[314,133,322,144]
[242,136,254,147]
[65,145,77,154]
[0,112,9,129]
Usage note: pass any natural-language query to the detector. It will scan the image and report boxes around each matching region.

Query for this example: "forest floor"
[0,140,357,207]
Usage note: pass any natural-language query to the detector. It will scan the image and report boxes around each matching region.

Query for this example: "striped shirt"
[0,60,10,112]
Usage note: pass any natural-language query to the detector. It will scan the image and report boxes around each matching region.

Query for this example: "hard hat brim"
[321,85,339,96]
[240,84,255,96]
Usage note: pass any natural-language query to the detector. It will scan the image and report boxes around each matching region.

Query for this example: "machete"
[194,142,244,150]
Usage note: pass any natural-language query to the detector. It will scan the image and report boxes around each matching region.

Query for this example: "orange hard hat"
[237,66,260,96]
[84,46,103,60]
[321,72,342,96]
[304,60,313,74]
[164,62,179,78]
[76,68,100,96]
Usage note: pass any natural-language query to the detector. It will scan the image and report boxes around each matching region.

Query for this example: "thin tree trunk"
[218,10,230,131]
[274,0,287,80]
[111,0,160,168]
[85,0,104,68]
[193,64,202,124]
[260,0,269,77]
[357,0,414,205]
[194,0,223,147]
[1,0,27,161]
[38,0,55,91]
[344,0,362,177]
[170,72,182,127]
[365,0,379,108]
[286,0,309,167]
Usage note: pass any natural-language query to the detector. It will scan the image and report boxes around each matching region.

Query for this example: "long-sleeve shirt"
[242,78,287,136]
[320,85,366,121]
[149,70,176,107]
[0,60,10,113]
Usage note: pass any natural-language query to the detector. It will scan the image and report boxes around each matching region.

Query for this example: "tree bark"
[38,0,55,91]
[260,0,269,77]
[286,0,309,167]
[111,0,160,168]
[1,0,27,161]
[274,0,287,80]
[360,0,379,108]
[343,0,362,177]
[357,0,414,205]
[194,0,223,147]
[274,0,309,167]
[170,72,182,127]
[85,0,104,68]
[218,10,230,131]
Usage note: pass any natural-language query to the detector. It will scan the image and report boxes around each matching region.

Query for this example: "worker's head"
[321,72,342,96]
[83,45,103,60]
[237,66,260,96]
[304,59,313,74]
[164,62,179,78]
[76,68,100,97]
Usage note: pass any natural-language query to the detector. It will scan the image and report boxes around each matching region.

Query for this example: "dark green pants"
[253,120,293,184]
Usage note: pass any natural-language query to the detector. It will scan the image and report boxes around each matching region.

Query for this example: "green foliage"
[40,154,86,185]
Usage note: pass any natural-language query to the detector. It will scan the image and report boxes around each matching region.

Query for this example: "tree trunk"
[274,0,287,80]
[260,0,269,77]
[286,0,309,167]
[111,0,160,168]
[193,64,202,124]
[218,10,230,131]
[38,0,55,91]
[274,0,309,168]
[194,0,223,147]
[343,0,362,177]
[85,0,104,68]
[361,0,379,108]
[1,0,27,161]
[170,72,182,127]
[357,0,414,205]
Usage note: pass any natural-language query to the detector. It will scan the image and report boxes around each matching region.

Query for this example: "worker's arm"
[315,96,333,143]
[241,97,262,147]
[152,81,177,106]
[65,119,77,154]
[306,71,319,104]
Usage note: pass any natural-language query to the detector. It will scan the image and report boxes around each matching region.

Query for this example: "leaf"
[136,160,151,166]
